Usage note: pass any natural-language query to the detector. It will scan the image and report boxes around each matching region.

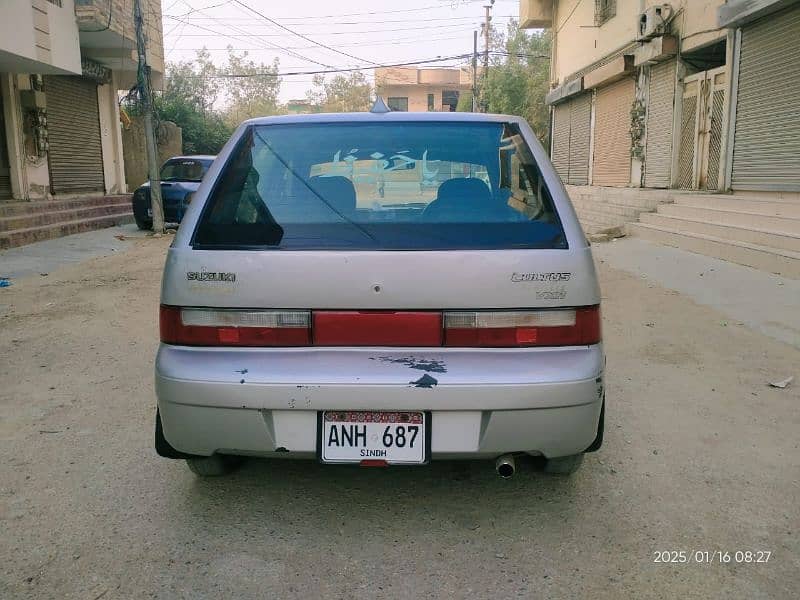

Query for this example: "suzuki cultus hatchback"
[155,108,604,477]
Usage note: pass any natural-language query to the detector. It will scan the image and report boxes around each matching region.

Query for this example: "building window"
[46,0,63,6]
[427,93,435,111]
[441,90,460,112]
[387,97,408,112]
[595,0,616,26]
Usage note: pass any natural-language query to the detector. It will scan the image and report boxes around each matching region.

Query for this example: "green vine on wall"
[630,98,646,160]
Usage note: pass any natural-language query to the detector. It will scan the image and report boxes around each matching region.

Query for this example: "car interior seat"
[422,177,501,222]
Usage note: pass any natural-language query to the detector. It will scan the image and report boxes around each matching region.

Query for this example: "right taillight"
[443,306,600,347]
[160,305,311,346]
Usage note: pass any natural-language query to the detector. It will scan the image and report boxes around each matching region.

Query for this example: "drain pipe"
[495,454,516,478]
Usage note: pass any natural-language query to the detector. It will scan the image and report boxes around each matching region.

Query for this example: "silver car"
[155,108,604,477]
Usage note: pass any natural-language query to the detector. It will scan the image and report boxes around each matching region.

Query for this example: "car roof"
[240,112,526,127]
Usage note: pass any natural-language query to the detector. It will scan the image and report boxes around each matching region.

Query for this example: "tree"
[148,47,286,155]
[456,91,473,112]
[306,72,372,112]
[481,20,551,141]
[222,48,283,125]
[152,49,232,155]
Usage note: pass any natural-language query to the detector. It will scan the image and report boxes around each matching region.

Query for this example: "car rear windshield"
[192,122,566,250]
[161,159,209,182]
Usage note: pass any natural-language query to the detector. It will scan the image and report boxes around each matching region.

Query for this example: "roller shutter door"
[731,5,800,191]
[550,94,591,185]
[644,61,676,188]
[551,102,570,181]
[0,92,11,199]
[45,76,105,195]
[592,78,634,187]
[567,93,591,185]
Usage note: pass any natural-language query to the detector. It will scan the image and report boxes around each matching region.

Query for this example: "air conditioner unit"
[637,5,673,41]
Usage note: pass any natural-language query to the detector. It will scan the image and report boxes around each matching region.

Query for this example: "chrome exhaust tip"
[495,454,516,478]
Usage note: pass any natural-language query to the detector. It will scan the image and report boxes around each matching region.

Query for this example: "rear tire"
[186,455,242,477]
[135,217,153,231]
[544,453,584,475]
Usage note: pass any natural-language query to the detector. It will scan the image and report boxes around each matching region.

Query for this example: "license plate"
[146,208,152,217]
[319,411,427,464]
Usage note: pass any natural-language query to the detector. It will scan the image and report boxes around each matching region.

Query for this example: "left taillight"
[159,305,311,346]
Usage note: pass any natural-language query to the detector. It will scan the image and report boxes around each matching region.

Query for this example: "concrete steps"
[569,197,642,219]
[658,203,800,234]
[629,193,800,279]
[639,213,800,252]
[0,195,130,217]
[565,185,682,235]
[673,194,800,218]
[0,196,133,249]
[0,201,132,232]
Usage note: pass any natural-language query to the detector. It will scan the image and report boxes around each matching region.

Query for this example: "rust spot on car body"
[372,356,447,373]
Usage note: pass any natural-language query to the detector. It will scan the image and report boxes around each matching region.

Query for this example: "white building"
[0,0,164,201]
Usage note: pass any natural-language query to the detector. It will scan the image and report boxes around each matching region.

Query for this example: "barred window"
[595,0,616,26]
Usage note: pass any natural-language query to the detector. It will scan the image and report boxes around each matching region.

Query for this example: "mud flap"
[155,409,200,459]
[584,398,604,453]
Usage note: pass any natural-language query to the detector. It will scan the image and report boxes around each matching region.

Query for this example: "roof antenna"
[371,96,391,114]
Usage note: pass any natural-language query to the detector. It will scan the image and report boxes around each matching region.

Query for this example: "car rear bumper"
[155,344,605,460]
[132,193,186,224]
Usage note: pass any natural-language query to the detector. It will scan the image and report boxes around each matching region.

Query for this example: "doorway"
[677,66,727,191]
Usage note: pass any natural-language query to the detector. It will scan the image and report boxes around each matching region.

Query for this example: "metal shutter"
[592,78,634,187]
[644,61,676,188]
[568,93,591,185]
[551,102,571,181]
[45,76,105,195]
[0,92,11,199]
[732,5,800,191]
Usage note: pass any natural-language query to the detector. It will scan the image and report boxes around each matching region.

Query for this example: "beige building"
[519,0,800,278]
[374,67,473,112]
[521,0,800,194]
[0,0,164,201]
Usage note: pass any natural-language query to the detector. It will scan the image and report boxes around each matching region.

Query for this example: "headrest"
[423,177,494,221]
[309,175,357,217]
[435,177,491,204]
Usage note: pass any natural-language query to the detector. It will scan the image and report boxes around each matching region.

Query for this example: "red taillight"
[159,305,311,346]
[443,306,600,347]
[160,305,600,348]
[313,311,442,346]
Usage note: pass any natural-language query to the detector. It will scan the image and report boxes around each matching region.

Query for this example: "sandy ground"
[0,236,798,599]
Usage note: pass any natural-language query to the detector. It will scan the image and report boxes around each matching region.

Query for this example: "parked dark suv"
[132,155,215,230]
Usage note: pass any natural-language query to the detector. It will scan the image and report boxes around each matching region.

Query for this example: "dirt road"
[1,236,798,599]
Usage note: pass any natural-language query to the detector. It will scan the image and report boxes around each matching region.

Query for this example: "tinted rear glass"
[192,122,566,250]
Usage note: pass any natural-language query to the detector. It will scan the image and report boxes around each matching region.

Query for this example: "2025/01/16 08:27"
[653,550,772,564]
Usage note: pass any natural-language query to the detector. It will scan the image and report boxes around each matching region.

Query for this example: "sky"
[161,0,522,102]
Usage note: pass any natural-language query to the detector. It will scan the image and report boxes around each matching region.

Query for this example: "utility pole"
[133,0,164,233]
[482,0,494,112]
[472,30,478,112]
